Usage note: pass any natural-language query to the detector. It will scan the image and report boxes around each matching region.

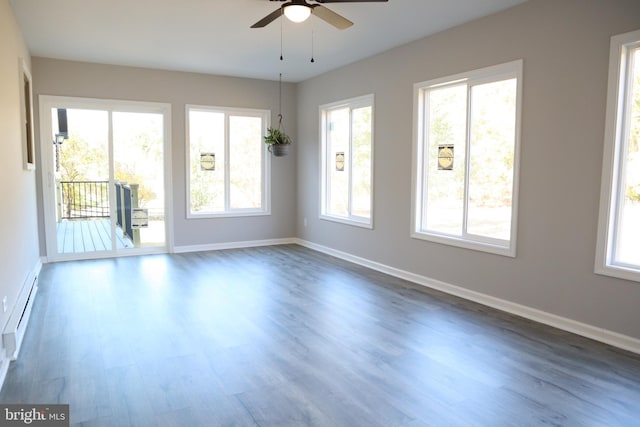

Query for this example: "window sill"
[188,210,270,219]
[595,263,640,283]
[411,230,515,258]
[320,214,373,229]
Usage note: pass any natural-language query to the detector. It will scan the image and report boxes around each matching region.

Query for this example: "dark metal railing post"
[115,182,123,227]
[123,185,133,241]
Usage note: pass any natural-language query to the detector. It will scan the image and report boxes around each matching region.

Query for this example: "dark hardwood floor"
[1,245,639,426]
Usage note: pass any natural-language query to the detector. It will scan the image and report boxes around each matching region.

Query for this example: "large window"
[412,60,522,256]
[186,105,270,217]
[596,29,640,282]
[320,94,374,227]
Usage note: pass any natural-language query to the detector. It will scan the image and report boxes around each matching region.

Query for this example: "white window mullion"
[611,90,628,265]
[224,113,231,212]
[421,90,431,232]
[108,111,117,251]
[328,116,334,216]
[348,107,354,217]
[462,83,472,239]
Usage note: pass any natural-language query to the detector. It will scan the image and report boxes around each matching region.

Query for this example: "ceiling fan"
[251,0,389,30]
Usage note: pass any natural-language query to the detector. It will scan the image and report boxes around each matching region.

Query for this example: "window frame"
[19,58,35,171]
[319,94,375,228]
[185,104,271,219]
[411,60,523,257]
[595,29,640,282]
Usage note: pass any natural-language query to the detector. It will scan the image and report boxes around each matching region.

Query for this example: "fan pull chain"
[280,9,284,60]
[311,29,315,63]
[310,12,315,63]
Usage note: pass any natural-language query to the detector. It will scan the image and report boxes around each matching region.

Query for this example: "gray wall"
[32,59,297,250]
[0,0,39,343]
[296,0,640,340]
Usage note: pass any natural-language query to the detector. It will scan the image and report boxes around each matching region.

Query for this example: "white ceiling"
[9,0,527,83]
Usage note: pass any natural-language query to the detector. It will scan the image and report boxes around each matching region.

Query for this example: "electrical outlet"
[303,218,307,227]
[2,296,7,313]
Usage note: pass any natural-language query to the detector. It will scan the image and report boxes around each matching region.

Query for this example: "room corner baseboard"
[294,239,640,355]
[172,238,298,254]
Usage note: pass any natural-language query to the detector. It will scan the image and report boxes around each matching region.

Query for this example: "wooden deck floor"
[56,219,133,253]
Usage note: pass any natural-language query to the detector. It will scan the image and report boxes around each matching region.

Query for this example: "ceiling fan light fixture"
[283,4,311,23]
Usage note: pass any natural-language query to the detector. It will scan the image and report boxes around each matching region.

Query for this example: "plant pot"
[269,144,289,157]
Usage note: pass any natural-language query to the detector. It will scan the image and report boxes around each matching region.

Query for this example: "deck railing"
[60,180,110,219]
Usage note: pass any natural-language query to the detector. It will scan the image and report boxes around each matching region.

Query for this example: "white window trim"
[319,94,375,229]
[38,95,174,259]
[595,29,640,282]
[185,104,271,219]
[411,60,523,257]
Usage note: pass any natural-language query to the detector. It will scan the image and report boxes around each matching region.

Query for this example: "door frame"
[39,95,173,261]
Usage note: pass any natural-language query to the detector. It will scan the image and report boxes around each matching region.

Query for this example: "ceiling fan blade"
[250,8,283,28]
[312,5,353,30]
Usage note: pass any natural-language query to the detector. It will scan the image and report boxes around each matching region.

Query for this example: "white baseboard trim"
[173,238,297,254]
[2,258,42,362]
[295,239,640,355]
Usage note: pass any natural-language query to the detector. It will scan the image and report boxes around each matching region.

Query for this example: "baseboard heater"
[2,274,38,361]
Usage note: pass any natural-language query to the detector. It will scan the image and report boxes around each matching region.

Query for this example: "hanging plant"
[265,74,292,157]
[264,125,292,155]
[264,126,292,146]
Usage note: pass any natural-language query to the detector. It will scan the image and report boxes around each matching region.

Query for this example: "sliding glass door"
[39,96,171,260]
[113,111,166,250]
